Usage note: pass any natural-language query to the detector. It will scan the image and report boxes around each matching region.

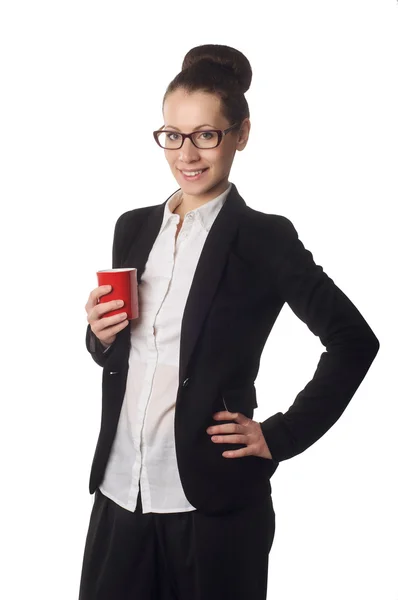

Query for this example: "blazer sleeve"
[259,217,380,462]
[85,213,125,367]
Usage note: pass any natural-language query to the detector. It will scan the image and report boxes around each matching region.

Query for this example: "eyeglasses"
[153,122,241,150]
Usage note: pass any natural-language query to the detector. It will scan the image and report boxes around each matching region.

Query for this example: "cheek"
[165,152,176,168]
[213,148,233,167]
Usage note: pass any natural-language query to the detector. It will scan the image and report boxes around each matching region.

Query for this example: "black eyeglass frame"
[152,122,241,150]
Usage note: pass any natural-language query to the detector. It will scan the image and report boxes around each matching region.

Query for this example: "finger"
[211,434,247,444]
[90,311,128,336]
[94,316,130,340]
[213,411,239,420]
[96,299,125,318]
[222,447,252,458]
[94,284,113,304]
[87,299,125,324]
[208,423,244,435]
[85,285,112,314]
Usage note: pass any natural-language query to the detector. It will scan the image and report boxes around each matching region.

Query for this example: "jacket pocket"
[221,383,258,414]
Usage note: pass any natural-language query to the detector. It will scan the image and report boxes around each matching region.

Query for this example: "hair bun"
[181,44,252,94]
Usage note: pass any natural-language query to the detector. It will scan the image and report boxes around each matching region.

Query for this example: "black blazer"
[86,182,379,515]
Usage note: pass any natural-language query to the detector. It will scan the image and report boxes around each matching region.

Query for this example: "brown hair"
[163,44,252,127]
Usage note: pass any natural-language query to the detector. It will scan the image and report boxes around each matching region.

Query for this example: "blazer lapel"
[178,185,245,384]
[115,183,246,384]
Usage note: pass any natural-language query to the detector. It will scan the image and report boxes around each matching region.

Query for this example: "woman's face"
[162,88,250,204]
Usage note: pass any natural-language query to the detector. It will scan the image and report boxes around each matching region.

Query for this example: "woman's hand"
[85,285,130,347]
[206,411,273,459]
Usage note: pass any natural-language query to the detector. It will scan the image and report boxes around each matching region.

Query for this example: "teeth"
[182,170,204,176]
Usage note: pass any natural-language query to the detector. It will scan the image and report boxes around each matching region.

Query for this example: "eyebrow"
[163,123,217,131]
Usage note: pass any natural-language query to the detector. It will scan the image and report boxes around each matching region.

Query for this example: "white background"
[1,1,397,598]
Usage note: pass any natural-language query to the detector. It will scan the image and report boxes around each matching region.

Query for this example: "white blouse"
[99,183,232,513]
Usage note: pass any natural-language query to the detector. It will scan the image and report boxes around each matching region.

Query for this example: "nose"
[178,136,201,162]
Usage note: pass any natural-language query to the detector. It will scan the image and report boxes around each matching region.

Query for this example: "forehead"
[163,89,226,128]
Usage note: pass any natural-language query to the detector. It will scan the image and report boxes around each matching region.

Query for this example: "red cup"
[96,268,139,320]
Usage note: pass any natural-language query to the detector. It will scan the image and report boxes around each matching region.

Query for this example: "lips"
[179,167,210,181]
[178,168,209,173]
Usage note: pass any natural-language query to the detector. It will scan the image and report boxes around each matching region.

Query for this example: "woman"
[80,44,379,600]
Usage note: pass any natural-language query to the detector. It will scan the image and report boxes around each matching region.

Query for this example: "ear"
[237,118,251,149]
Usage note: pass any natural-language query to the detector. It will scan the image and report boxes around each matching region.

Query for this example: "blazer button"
[183,378,190,387]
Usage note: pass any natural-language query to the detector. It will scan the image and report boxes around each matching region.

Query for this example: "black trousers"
[78,484,275,600]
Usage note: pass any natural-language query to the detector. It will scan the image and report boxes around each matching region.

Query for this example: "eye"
[166,132,182,141]
[199,131,215,140]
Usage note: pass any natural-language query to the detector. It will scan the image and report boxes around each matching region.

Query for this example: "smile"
[179,168,209,181]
